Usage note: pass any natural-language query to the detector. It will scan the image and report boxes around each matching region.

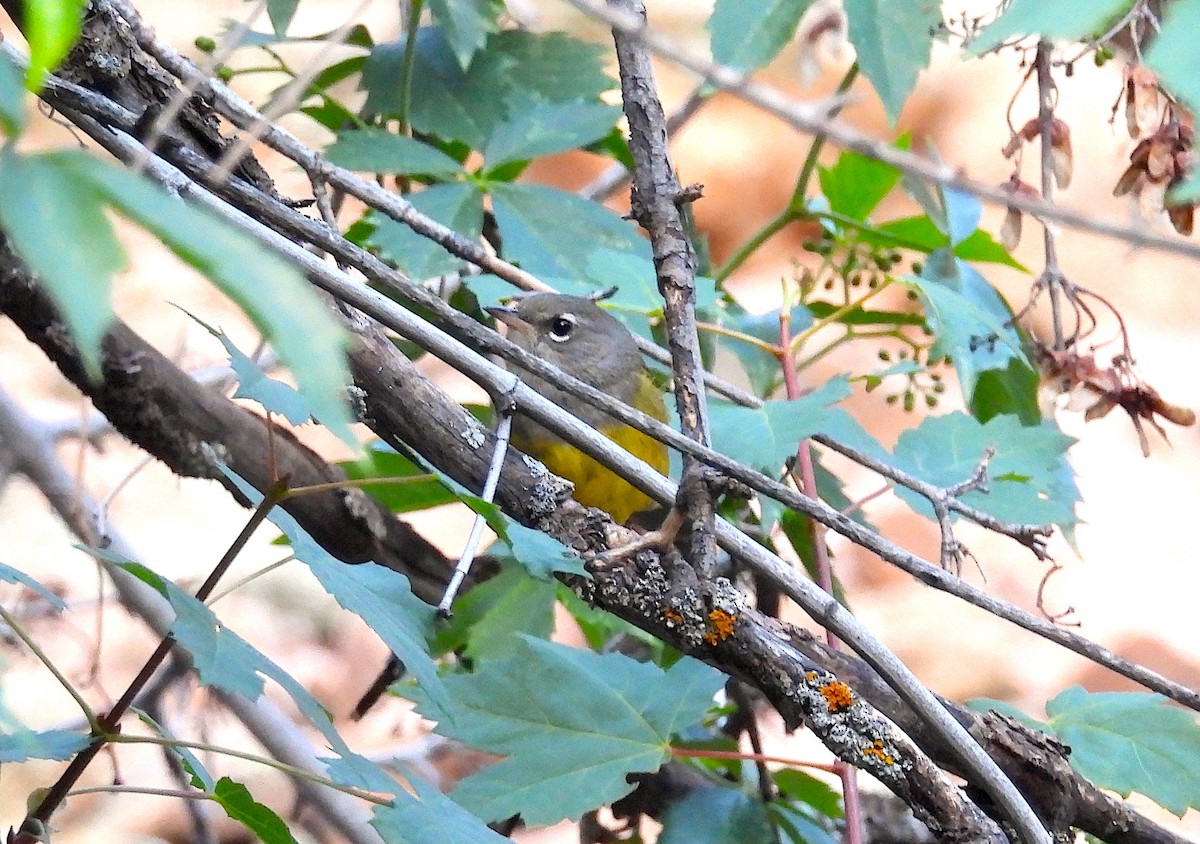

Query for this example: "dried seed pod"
[1147,392,1197,427]
[1112,162,1143,197]
[1125,65,1162,139]
[998,176,1038,249]
[1146,137,1175,181]
[1000,206,1023,250]
[1050,119,1073,188]
[1167,201,1194,236]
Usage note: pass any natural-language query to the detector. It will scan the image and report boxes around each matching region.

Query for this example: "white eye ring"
[548,313,576,342]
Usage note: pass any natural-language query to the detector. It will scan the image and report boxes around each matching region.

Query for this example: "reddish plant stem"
[779,309,863,844]
[22,481,287,831]
[671,746,839,774]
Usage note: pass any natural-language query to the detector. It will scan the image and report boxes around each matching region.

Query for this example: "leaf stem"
[714,63,859,283]
[397,0,424,136]
[108,734,393,806]
[788,282,891,354]
[788,63,860,211]
[695,319,782,354]
[671,745,837,773]
[25,481,289,829]
[0,605,100,732]
[66,784,212,801]
[779,307,864,844]
[284,473,439,498]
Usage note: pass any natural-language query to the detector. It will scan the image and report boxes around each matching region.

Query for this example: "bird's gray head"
[488,293,643,398]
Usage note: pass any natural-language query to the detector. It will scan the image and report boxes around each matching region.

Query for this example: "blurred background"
[0,0,1197,840]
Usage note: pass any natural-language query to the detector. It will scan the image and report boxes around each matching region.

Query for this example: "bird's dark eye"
[548,313,576,342]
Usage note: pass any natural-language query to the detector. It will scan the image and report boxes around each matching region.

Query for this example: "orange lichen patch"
[861,739,895,766]
[818,680,854,713]
[703,608,737,644]
[662,608,684,626]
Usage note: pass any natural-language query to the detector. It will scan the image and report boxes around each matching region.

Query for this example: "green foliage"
[339,442,460,514]
[771,768,843,819]
[368,183,484,280]
[716,299,813,396]
[0,52,27,135]
[1046,688,1200,817]
[891,412,1079,530]
[182,310,316,427]
[489,183,649,279]
[211,777,298,844]
[65,156,356,445]
[770,801,840,844]
[971,0,1135,53]
[0,561,66,610]
[843,0,939,122]
[905,250,1035,417]
[266,0,298,37]
[362,29,613,148]
[134,708,216,789]
[0,150,355,443]
[108,555,358,741]
[709,378,886,474]
[974,688,1200,817]
[327,129,466,176]
[221,471,451,717]
[818,142,906,222]
[357,771,510,843]
[481,98,622,167]
[338,26,634,286]
[0,149,122,378]
[708,0,818,73]
[0,728,89,762]
[660,785,774,843]
[873,216,1026,270]
[456,490,589,580]
[409,636,724,824]
[431,566,556,661]
[428,0,504,69]
[21,0,85,90]
[9,2,1191,839]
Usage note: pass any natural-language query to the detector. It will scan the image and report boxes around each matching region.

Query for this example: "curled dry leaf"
[1038,346,1196,457]
[1002,118,1040,159]
[795,0,848,87]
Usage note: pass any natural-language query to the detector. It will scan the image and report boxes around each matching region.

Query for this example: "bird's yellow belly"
[514,424,668,524]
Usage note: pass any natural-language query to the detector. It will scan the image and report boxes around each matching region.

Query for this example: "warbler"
[487,293,670,524]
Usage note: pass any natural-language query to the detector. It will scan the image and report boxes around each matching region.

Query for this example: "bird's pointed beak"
[486,304,530,332]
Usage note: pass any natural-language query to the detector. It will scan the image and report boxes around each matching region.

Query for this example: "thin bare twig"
[438,378,518,616]
[0,388,384,844]
[1036,42,1068,351]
